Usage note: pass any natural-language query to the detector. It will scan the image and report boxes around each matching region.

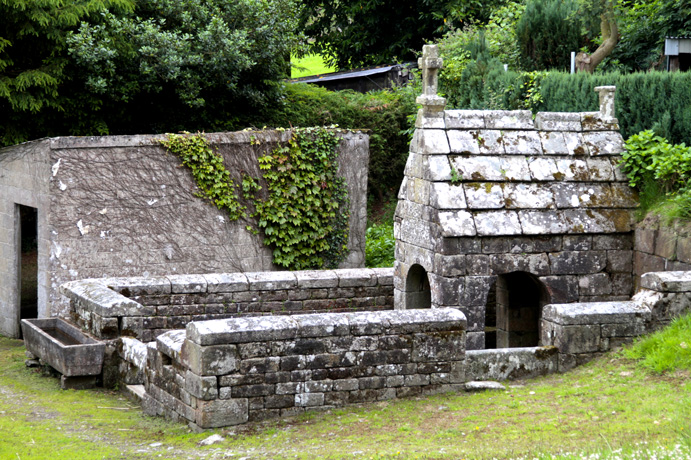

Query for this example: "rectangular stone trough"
[21,318,105,377]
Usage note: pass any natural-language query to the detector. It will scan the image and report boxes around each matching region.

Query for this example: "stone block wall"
[541,301,650,370]
[61,268,394,342]
[142,308,467,428]
[633,215,691,289]
[0,140,52,337]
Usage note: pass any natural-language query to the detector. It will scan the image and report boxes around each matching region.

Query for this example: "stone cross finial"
[594,86,616,121]
[416,45,446,117]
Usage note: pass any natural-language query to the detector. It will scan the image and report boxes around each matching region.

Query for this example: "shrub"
[515,0,583,71]
[267,83,417,202]
[365,223,395,268]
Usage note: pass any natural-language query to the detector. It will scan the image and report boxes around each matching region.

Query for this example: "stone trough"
[21,317,105,389]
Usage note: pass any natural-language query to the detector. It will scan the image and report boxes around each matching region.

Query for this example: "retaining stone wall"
[142,309,467,428]
[633,215,691,289]
[61,268,394,342]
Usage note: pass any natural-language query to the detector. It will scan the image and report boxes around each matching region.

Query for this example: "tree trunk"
[576,2,618,73]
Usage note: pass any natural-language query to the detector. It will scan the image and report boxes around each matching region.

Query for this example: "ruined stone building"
[0,131,369,337]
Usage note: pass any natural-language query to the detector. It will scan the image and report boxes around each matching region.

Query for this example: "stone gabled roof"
[398,109,638,238]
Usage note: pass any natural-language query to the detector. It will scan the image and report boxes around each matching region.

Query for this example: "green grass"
[291,54,335,78]
[625,312,691,373]
[0,326,690,459]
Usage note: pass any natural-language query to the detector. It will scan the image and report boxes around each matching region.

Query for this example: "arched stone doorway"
[404,264,431,309]
[486,271,549,348]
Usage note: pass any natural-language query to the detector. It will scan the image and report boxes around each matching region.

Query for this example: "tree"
[299,0,507,70]
[610,0,691,72]
[575,0,619,73]
[65,0,303,134]
[1,0,304,146]
[515,0,584,71]
[0,0,133,145]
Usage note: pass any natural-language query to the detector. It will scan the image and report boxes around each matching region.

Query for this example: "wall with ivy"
[0,129,369,320]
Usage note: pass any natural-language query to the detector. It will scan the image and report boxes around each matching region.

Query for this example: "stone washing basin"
[21,318,105,377]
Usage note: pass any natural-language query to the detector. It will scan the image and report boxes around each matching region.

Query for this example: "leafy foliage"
[298,0,508,70]
[1,0,303,146]
[365,223,395,268]
[254,127,349,270]
[161,129,350,270]
[610,0,691,72]
[620,130,691,220]
[0,0,133,145]
[271,83,417,202]
[159,133,246,220]
[515,0,583,71]
[67,0,301,109]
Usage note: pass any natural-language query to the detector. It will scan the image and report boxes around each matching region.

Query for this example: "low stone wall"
[633,271,691,329]
[61,268,394,342]
[465,347,559,381]
[633,216,691,289]
[142,309,467,428]
[541,301,651,370]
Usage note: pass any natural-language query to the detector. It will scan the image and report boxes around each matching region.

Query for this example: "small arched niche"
[404,264,431,309]
[486,271,549,348]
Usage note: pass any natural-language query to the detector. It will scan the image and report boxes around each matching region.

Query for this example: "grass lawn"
[0,332,689,459]
[291,53,335,78]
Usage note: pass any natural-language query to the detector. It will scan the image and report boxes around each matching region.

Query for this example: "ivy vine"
[159,133,245,220]
[159,127,349,270]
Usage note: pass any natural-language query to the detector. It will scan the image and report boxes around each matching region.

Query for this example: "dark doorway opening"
[405,264,431,309]
[490,272,548,348]
[18,205,38,333]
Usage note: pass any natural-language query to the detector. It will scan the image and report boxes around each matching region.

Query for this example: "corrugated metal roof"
[290,64,404,84]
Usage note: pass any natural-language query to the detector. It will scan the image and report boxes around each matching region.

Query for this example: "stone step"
[125,384,146,402]
[464,381,506,392]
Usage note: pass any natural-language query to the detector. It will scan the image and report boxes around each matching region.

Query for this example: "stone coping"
[45,129,368,150]
[61,268,394,318]
[185,308,467,346]
[542,301,651,326]
[416,109,619,132]
[640,271,691,292]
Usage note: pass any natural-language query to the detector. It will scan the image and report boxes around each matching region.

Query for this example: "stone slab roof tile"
[445,110,487,129]
[438,210,476,237]
[430,182,467,209]
[427,155,452,181]
[563,132,590,156]
[477,130,505,154]
[464,183,504,209]
[583,131,625,155]
[528,157,560,181]
[535,112,582,131]
[518,210,568,234]
[540,131,569,155]
[555,158,589,181]
[474,211,522,235]
[448,130,481,154]
[503,131,542,155]
[552,183,613,208]
[504,183,555,209]
[484,110,534,129]
[585,158,615,181]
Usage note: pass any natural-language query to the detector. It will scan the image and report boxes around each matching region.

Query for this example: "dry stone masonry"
[395,45,638,350]
[142,308,467,428]
[61,268,394,342]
